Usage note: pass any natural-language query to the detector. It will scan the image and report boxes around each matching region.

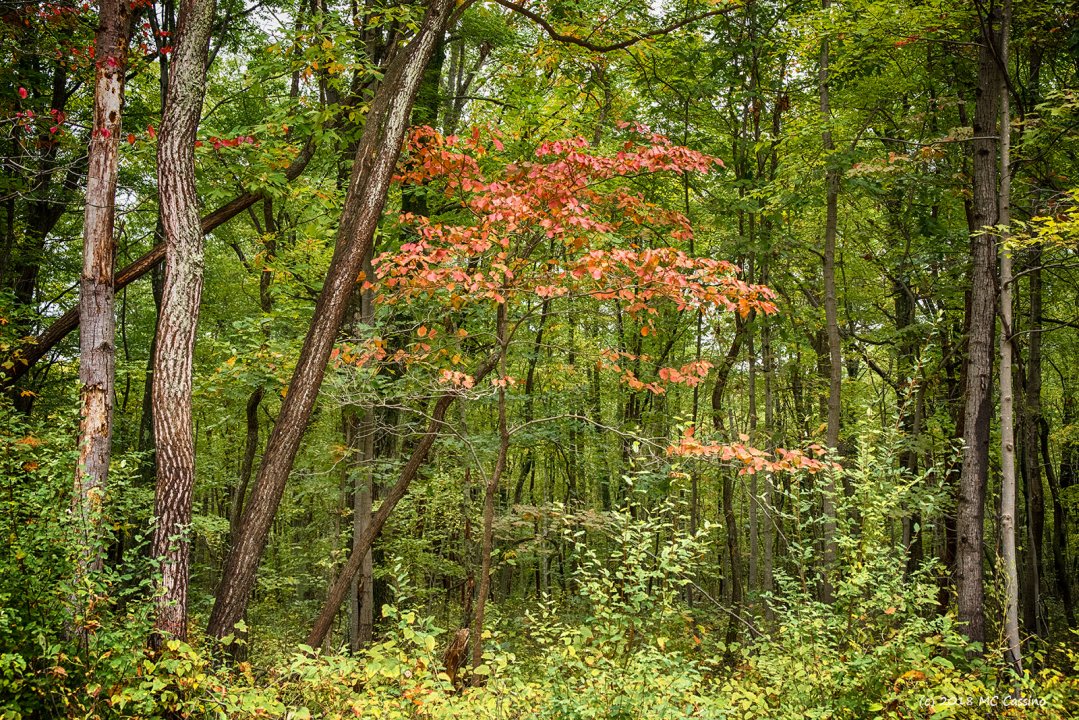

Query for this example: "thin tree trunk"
[956,0,1005,646]
[208,0,455,642]
[348,253,376,652]
[230,386,264,536]
[1021,246,1045,636]
[73,0,132,579]
[471,304,509,680]
[1041,418,1075,628]
[150,0,216,643]
[818,0,841,603]
[307,351,500,648]
[712,318,747,644]
[996,1,1020,669]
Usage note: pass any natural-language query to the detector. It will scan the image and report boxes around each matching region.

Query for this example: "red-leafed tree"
[307,124,782,656]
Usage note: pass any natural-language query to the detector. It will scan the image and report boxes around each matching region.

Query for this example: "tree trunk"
[347,253,376,652]
[712,318,747,644]
[307,351,500,648]
[1020,246,1045,636]
[818,0,841,603]
[73,0,131,578]
[996,3,1020,668]
[208,0,455,642]
[956,0,1005,647]
[471,304,509,679]
[150,0,216,643]
[1041,418,1075,628]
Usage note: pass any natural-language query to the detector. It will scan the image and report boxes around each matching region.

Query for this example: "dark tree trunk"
[150,0,216,643]
[711,317,747,644]
[818,0,841,605]
[471,304,509,679]
[956,0,1005,646]
[1020,247,1045,636]
[207,0,456,642]
[1041,418,1075,628]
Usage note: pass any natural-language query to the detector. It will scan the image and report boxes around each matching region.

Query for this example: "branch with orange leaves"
[668,427,843,476]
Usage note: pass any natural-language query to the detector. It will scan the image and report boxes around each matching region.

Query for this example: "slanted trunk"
[208,0,455,642]
[150,0,216,643]
[307,352,500,648]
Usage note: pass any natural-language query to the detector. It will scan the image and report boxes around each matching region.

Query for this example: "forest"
[1,0,1078,716]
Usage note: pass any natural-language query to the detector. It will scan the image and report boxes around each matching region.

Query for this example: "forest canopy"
[2,0,1079,717]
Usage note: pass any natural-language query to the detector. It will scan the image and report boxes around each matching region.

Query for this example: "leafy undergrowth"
[13,609,1078,720]
[4,415,1077,719]
[7,517,1079,720]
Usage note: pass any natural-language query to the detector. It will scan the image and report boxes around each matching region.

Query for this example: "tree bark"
[818,0,841,603]
[956,0,1005,647]
[208,0,456,643]
[73,0,132,577]
[150,0,216,643]
[996,2,1020,668]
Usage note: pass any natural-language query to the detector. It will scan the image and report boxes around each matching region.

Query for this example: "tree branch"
[493,0,726,53]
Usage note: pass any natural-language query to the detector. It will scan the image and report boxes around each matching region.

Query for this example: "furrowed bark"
[150,0,216,644]
[208,0,455,642]
[73,0,132,578]
[956,0,1004,647]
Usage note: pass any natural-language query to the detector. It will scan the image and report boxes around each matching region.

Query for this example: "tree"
[955,0,1006,647]
[72,0,132,580]
[208,0,458,642]
[150,0,217,642]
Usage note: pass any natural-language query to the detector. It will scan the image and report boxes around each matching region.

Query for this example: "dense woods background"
[2,0,1079,716]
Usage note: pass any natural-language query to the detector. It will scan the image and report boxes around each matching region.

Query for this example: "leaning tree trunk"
[208,0,456,642]
[956,0,1005,647]
[150,0,216,643]
[307,352,500,648]
[73,0,131,579]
